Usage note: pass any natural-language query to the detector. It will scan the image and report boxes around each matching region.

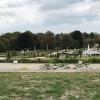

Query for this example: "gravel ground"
[0,63,99,72]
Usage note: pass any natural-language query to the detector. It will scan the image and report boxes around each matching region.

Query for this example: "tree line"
[0,30,100,52]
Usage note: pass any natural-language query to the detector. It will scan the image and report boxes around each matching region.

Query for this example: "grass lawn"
[0,73,100,100]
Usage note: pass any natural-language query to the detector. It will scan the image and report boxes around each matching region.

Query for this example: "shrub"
[53,58,62,63]
[88,58,100,63]
[6,52,11,60]
[18,58,49,63]
[19,59,31,63]
[62,58,78,63]
[0,59,13,63]
[52,58,78,63]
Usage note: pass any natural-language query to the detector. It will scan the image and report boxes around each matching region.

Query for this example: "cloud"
[42,0,99,25]
[0,0,100,33]
[38,0,82,11]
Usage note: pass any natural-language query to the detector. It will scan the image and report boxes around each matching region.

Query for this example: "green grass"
[0,73,99,100]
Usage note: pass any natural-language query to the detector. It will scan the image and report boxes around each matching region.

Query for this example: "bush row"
[0,57,100,63]
[18,59,49,63]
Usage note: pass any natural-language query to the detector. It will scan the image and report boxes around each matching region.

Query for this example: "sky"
[0,0,100,33]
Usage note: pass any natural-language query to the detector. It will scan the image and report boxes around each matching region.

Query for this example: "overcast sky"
[0,0,100,33]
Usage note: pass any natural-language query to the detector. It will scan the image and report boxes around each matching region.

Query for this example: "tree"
[17,31,34,50]
[9,37,18,50]
[89,32,95,39]
[0,40,7,52]
[71,31,83,48]
[55,34,62,49]
[37,33,45,49]
[71,40,80,49]
[1,32,20,51]
[83,32,89,39]
[44,31,55,50]
[0,37,10,50]
[33,34,37,50]
[61,34,73,49]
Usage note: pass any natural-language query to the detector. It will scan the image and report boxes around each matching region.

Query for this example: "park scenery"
[0,0,100,100]
[0,31,99,100]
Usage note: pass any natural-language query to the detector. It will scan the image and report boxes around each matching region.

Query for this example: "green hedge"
[52,58,100,63]
[52,58,78,63]
[87,58,100,63]
[18,59,49,63]
[0,57,99,63]
[0,59,13,63]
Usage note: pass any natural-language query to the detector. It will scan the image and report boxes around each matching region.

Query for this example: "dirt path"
[0,63,99,72]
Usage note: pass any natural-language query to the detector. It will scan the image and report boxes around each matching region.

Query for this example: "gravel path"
[0,63,99,72]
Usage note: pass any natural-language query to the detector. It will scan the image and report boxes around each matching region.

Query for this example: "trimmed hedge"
[52,58,78,63]
[88,58,100,63]
[18,58,49,63]
[0,57,100,63]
